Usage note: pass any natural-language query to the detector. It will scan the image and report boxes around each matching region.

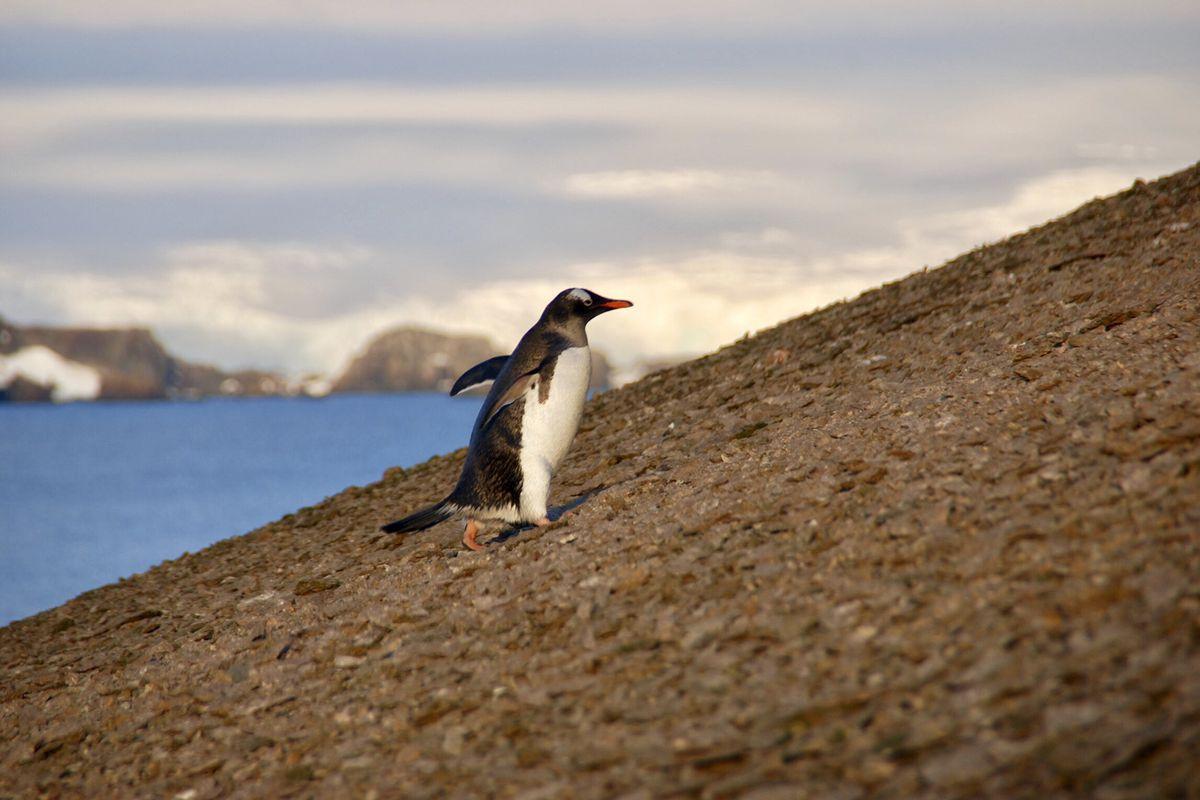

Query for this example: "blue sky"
[2,1,1198,375]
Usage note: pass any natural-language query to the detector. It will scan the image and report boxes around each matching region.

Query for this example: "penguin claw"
[533,517,552,527]
[463,519,486,551]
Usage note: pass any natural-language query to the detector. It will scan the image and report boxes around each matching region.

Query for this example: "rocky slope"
[333,325,614,394]
[1,163,1198,799]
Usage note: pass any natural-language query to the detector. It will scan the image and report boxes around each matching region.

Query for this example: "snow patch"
[0,345,102,402]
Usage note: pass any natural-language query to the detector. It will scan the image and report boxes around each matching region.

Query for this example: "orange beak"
[600,299,633,310]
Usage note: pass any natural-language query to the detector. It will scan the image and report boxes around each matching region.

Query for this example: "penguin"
[380,287,633,550]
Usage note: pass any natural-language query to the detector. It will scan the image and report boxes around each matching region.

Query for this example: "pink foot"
[463,519,485,551]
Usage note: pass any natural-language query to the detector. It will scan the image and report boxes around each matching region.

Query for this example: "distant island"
[0,317,666,403]
[0,317,287,403]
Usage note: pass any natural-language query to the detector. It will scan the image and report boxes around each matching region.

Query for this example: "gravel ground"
[2,163,1199,800]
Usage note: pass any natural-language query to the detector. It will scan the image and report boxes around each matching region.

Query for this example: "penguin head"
[545,288,633,327]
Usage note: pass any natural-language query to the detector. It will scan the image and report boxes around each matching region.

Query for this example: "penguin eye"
[582,297,593,307]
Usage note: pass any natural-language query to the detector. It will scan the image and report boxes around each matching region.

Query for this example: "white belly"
[519,346,590,521]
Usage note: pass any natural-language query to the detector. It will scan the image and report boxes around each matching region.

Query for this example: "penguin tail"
[380,499,457,534]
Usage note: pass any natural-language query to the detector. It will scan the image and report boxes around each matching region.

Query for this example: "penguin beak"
[597,298,633,311]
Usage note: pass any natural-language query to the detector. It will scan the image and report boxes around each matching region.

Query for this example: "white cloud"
[719,228,799,250]
[0,84,845,199]
[5,134,540,193]
[1075,143,1161,161]
[2,243,383,372]
[0,0,793,30]
[434,165,1153,365]
[0,165,1149,378]
[3,76,1191,223]
[902,166,1152,255]
[0,1,1194,388]
[0,84,844,151]
[562,169,782,199]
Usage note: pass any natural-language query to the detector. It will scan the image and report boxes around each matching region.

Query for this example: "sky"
[1,1,1198,376]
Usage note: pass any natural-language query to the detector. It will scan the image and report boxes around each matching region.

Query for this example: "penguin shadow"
[492,486,606,545]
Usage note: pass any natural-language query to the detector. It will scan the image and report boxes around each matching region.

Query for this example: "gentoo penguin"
[380,288,632,550]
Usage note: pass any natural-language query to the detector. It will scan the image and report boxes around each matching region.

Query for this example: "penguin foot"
[533,517,552,527]
[463,519,486,552]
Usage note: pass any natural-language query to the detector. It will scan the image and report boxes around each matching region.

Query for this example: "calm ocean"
[0,394,482,625]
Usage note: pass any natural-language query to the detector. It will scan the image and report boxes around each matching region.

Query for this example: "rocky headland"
[0,321,286,402]
[1,163,1198,798]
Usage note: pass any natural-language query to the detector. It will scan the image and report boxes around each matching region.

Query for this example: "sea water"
[0,393,482,625]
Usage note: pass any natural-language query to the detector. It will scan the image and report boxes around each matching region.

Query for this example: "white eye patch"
[567,288,592,303]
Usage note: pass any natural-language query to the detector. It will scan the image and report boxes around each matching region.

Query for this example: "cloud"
[718,228,799,250]
[561,170,783,199]
[4,138,525,193]
[412,165,1156,364]
[1074,143,1161,161]
[3,75,1190,213]
[558,167,1151,363]
[905,166,1151,253]
[0,84,840,201]
[0,84,844,151]
[1,9,1193,378]
[0,165,1149,379]
[2,0,1196,33]
[0,0,799,31]
[1,243,383,372]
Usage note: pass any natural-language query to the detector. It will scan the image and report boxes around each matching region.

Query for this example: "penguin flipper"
[380,500,455,534]
[480,365,544,430]
[450,355,510,396]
